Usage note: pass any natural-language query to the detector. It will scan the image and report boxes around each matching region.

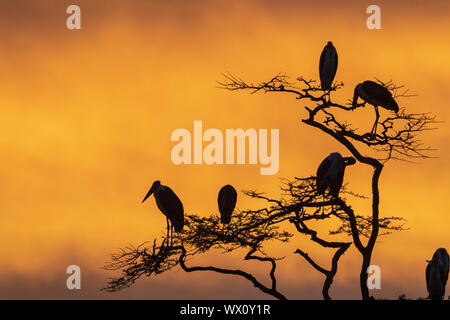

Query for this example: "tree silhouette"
[103,69,437,300]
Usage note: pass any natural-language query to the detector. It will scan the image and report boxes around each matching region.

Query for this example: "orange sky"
[0,0,449,299]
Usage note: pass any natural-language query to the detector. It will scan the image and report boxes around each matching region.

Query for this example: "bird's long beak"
[142,186,154,203]
[352,86,359,109]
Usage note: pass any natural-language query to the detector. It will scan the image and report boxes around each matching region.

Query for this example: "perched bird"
[218,185,237,224]
[142,181,184,241]
[319,41,338,91]
[352,80,399,135]
[426,248,449,300]
[316,152,356,198]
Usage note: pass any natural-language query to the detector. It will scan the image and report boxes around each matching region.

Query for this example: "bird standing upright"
[218,185,237,224]
[319,41,338,95]
[316,152,356,198]
[352,80,399,135]
[142,180,184,244]
[426,248,449,300]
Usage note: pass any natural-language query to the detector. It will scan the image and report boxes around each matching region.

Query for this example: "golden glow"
[0,0,449,299]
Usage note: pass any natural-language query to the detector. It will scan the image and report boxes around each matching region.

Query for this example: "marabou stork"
[352,80,399,135]
[319,41,338,96]
[316,152,356,198]
[426,248,449,300]
[142,180,184,244]
[218,185,237,224]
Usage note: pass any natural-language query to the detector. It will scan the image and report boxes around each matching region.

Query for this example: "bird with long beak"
[142,180,184,245]
[316,153,356,214]
[319,41,338,96]
[426,248,449,300]
[316,152,356,198]
[352,80,399,136]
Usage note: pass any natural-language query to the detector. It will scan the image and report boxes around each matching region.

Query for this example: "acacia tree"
[103,71,437,300]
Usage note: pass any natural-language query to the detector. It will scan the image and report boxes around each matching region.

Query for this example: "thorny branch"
[216,72,434,299]
[103,209,291,300]
[218,73,438,163]
[103,71,435,301]
[103,177,404,300]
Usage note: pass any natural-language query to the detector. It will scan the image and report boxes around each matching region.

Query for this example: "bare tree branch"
[217,72,434,299]
[104,71,435,301]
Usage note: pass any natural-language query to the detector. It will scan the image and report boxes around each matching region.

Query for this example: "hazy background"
[0,0,449,299]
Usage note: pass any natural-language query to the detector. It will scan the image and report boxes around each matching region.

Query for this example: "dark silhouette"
[352,80,400,135]
[104,177,405,300]
[316,152,356,198]
[104,42,438,300]
[426,248,449,300]
[103,208,291,299]
[215,68,436,299]
[218,185,237,224]
[142,180,184,238]
[319,41,338,91]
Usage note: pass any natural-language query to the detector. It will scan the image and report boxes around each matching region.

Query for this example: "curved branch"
[334,199,366,253]
[179,246,287,300]
[217,72,430,301]
[295,249,328,274]
[303,116,382,169]
[244,248,279,292]
[291,216,351,300]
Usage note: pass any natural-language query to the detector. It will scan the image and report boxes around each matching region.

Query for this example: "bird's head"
[327,41,333,46]
[390,100,399,113]
[353,84,362,108]
[431,254,440,266]
[142,180,161,203]
[434,248,448,262]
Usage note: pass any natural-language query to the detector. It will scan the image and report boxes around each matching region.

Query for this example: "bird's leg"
[371,106,380,137]
[327,90,331,104]
[328,193,334,214]
[166,217,170,247]
[322,195,325,215]
[171,224,174,247]
[227,213,233,234]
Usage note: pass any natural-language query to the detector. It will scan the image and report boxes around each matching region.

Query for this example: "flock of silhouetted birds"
[140,41,448,300]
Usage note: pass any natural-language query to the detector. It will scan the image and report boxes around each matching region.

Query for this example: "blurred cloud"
[0,0,449,299]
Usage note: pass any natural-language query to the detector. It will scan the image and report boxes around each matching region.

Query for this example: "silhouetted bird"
[218,185,237,224]
[352,80,399,135]
[319,41,338,91]
[142,181,184,240]
[426,248,449,300]
[316,153,356,198]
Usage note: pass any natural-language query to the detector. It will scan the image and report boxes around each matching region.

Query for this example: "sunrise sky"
[0,0,449,299]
